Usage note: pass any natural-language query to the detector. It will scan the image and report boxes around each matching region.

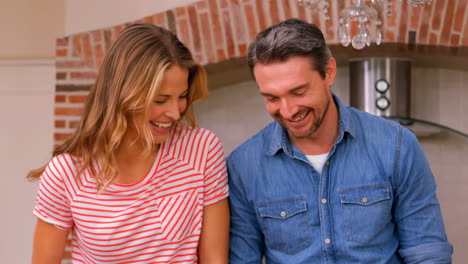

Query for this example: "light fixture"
[297,0,432,49]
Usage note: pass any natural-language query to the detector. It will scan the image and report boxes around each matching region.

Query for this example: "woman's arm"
[32,218,69,264]
[198,198,230,264]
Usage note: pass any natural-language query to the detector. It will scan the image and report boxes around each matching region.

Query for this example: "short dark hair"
[247,18,332,79]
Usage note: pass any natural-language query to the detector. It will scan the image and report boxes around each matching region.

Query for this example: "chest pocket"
[339,184,392,244]
[257,197,312,254]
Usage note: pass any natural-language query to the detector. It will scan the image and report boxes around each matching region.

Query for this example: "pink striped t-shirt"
[34,124,229,263]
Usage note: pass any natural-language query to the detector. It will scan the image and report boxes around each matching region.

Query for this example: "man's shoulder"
[347,106,402,134]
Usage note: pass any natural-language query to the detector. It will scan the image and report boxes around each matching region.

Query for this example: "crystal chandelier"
[296,0,432,49]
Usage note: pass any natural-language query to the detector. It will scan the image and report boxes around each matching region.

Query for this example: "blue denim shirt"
[227,95,453,264]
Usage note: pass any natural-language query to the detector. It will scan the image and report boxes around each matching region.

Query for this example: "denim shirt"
[227,95,453,264]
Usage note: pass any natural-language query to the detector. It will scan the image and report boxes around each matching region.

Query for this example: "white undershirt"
[306,152,329,175]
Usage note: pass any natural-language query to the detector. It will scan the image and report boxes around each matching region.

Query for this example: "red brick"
[222,10,236,58]
[92,30,102,42]
[325,3,336,42]
[188,6,202,55]
[429,32,439,44]
[152,13,167,28]
[175,7,187,17]
[55,120,66,128]
[217,49,226,61]
[199,13,216,63]
[387,0,399,27]
[450,34,460,46]
[256,0,268,30]
[71,35,82,57]
[56,37,69,47]
[111,25,124,39]
[177,19,192,50]
[463,9,468,45]
[440,0,456,45]
[196,1,208,10]
[282,0,292,19]
[385,30,395,42]
[409,6,421,31]
[270,0,280,24]
[70,72,98,80]
[56,49,68,57]
[56,60,86,69]
[54,133,72,142]
[417,5,433,44]
[397,3,408,43]
[219,0,229,9]
[94,44,105,71]
[82,34,95,68]
[431,0,445,31]
[208,0,224,56]
[55,95,66,103]
[68,95,88,104]
[55,107,83,116]
[244,4,259,42]
[232,0,247,49]
[69,121,81,129]
[144,16,155,24]
[453,0,467,32]
[238,43,247,56]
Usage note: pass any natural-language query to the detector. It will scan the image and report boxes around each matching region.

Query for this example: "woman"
[28,23,229,263]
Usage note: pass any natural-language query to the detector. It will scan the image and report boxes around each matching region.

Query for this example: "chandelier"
[296,0,432,49]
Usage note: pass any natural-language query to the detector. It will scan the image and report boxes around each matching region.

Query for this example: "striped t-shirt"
[34,123,229,263]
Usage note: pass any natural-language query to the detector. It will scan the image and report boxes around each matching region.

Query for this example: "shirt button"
[325,161,330,166]
[362,197,368,203]
[280,211,287,217]
[321,198,327,204]
[324,238,331,244]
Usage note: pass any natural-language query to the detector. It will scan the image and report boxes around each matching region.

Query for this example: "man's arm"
[393,127,453,263]
[227,156,265,264]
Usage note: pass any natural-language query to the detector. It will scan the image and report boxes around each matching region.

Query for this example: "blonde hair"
[28,23,208,189]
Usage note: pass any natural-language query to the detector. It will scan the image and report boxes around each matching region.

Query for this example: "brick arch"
[54,0,468,143]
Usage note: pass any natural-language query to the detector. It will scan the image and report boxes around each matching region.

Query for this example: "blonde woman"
[29,23,229,264]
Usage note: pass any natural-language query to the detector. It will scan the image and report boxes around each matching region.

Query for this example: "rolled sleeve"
[399,242,453,264]
[394,128,452,262]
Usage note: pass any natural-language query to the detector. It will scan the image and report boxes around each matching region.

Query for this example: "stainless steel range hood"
[349,57,467,138]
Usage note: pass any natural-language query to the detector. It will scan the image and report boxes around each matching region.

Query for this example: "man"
[227,18,453,263]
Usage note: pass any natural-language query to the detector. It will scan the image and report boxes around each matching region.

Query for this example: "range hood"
[349,57,468,138]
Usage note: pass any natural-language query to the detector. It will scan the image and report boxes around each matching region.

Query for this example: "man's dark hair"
[247,18,332,79]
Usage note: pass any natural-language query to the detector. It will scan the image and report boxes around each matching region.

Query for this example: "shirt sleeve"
[202,132,229,206]
[33,155,73,230]
[393,127,453,262]
[227,154,265,264]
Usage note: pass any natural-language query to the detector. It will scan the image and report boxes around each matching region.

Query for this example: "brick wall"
[55,0,468,258]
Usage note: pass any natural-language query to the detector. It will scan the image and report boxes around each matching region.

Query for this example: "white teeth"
[151,121,171,128]
[291,112,308,122]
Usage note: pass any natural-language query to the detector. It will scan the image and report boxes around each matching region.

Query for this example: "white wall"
[65,0,199,35]
[0,0,64,59]
[0,60,55,263]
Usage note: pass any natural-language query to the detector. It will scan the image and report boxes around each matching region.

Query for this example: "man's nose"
[279,99,298,120]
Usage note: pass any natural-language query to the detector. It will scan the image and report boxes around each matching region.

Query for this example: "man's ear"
[326,57,337,86]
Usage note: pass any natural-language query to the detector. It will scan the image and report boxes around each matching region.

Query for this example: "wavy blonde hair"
[27,23,208,189]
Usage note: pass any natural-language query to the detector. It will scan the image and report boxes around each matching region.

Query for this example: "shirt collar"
[265,94,356,156]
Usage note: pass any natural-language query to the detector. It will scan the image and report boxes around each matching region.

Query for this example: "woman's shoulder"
[44,153,79,178]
